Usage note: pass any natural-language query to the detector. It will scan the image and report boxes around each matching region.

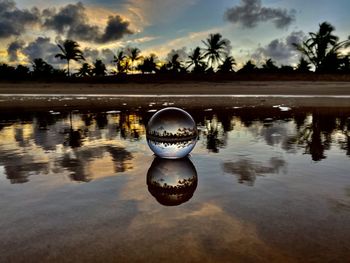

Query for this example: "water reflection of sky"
[0,106,350,262]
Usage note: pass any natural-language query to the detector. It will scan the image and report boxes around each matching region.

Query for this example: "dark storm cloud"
[7,39,25,61]
[83,47,115,64]
[98,15,133,43]
[83,48,100,62]
[43,2,133,43]
[252,31,304,63]
[224,0,295,29]
[22,37,63,65]
[0,0,40,38]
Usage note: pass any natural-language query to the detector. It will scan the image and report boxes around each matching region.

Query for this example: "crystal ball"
[147,157,198,206]
[146,107,198,159]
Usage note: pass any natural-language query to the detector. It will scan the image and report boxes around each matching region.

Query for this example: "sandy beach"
[0,81,350,109]
[1,81,350,95]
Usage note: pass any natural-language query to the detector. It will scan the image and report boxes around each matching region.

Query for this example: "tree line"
[0,21,349,81]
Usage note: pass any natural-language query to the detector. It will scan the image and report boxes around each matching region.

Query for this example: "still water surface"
[0,104,349,262]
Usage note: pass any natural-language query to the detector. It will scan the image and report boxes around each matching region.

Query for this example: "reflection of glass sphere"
[147,157,198,206]
[146,107,198,159]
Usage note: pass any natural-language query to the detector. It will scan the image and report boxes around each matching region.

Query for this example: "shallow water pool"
[0,103,349,262]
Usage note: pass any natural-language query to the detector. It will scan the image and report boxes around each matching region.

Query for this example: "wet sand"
[0,81,350,109]
[1,81,350,95]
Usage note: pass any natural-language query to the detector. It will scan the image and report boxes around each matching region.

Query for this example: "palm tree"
[92,59,106,76]
[127,47,142,74]
[14,65,30,78]
[187,47,207,73]
[296,57,311,72]
[262,58,278,72]
[167,53,185,73]
[294,22,350,72]
[137,54,158,74]
[112,49,131,73]
[55,40,85,76]
[202,33,230,70]
[339,55,350,73]
[77,63,92,77]
[32,58,54,77]
[218,55,236,73]
[239,60,257,73]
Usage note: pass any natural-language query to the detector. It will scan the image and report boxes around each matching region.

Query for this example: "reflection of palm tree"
[202,33,230,70]
[95,113,108,128]
[204,118,226,153]
[287,114,337,161]
[66,112,83,148]
[55,40,85,76]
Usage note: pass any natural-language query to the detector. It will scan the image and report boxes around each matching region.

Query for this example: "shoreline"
[1,81,350,95]
[1,81,350,108]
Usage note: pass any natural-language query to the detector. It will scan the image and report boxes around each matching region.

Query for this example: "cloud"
[143,27,221,59]
[125,0,199,25]
[22,37,62,65]
[223,157,286,186]
[7,39,25,62]
[224,0,295,29]
[42,2,133,44]
[0,0,41,38]
[83,47,115,65]
[252,31,304,64]
[99,15,133,43]
[83,48,100,62]
[166,47,188,62]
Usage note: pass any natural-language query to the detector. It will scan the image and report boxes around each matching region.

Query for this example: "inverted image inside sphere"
[146,107,198,159]
[147,157,198,206]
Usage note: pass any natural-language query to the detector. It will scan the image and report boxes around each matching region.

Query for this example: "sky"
[1,0,350,69]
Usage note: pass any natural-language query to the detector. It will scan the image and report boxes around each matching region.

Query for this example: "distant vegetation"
[0,22,349,82]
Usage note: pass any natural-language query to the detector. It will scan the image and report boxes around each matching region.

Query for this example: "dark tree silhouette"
[0,64,15,80]
[77,63,92,77]
[55,40,85,76]
[137,54,158,74]
[218,55,236,73]
[296,57,311,72]
[32,58,54,77]
[113,49,129,74]
[127,47,142,74]
[202,33,230,70]
[279,65,294,73]
[339,55,350,73]
[187,47,207,73]
[262,58,278,73]
[166,53,186,74]
[92,59,107,76]
[294,22,350,72]
[239,60,257,73]
[16,65,30,78]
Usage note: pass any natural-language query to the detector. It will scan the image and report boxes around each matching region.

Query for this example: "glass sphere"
[147,157,198,206]
[146,107,198,159]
